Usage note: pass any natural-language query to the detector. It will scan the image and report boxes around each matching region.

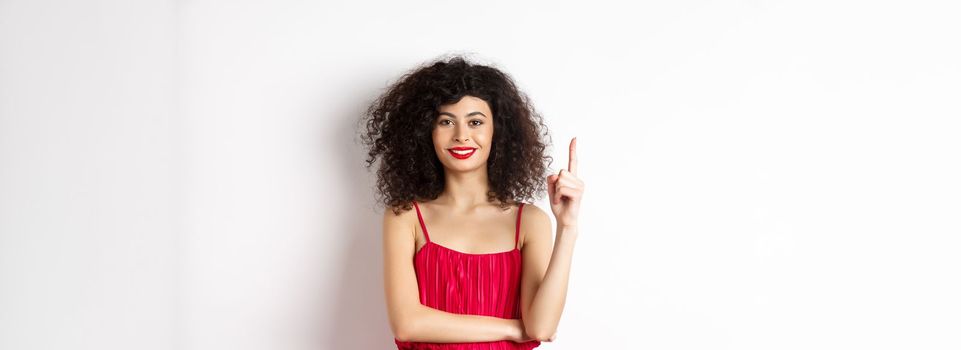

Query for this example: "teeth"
[450,149,474,155]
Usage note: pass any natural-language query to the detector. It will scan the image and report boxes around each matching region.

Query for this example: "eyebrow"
[437,111,488,119]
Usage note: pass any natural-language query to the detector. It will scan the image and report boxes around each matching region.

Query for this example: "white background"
[1,0,959,349]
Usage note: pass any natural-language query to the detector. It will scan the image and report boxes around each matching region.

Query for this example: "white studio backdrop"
[1,1,959,349]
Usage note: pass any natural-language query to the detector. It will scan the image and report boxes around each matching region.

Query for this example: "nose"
[454,125,469,142]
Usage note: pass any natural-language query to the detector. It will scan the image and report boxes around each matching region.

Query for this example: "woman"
[361,55,584,349]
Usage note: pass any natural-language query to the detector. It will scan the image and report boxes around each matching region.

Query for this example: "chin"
[444,161,486,172]
[446,164,479,172]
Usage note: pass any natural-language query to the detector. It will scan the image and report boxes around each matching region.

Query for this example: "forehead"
[436,96,492,115]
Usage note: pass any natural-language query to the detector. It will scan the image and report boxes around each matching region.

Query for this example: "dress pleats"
[394,201,541,350]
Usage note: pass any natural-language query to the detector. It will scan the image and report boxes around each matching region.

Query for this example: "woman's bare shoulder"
[520,202,550,222]
[518,202,551,248]
[382,203,418,238]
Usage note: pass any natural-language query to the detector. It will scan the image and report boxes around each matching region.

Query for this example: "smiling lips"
[447,147,477,159]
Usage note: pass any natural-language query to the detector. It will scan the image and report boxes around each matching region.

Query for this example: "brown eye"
[470,120,483,126]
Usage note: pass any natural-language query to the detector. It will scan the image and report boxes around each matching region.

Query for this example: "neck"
[438,167,493,210]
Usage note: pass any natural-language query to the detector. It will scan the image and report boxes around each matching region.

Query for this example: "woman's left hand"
[546,137,584,228]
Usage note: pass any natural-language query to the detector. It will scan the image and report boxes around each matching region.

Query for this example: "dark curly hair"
[360,54,554,215]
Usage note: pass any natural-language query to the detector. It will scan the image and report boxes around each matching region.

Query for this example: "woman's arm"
[518,205,577,341]
[395,305,525,343]
[382,208,527,343]
[521,137,584,340]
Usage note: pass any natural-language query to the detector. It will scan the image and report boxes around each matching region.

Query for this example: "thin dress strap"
[412,201,431,243]
[515,203,525,249]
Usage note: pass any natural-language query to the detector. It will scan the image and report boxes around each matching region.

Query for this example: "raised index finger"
[568,137,578,175]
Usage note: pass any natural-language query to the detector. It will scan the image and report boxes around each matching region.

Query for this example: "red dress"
[394,201,542,350]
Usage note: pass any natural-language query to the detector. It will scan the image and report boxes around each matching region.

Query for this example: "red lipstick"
[447,147,477,159]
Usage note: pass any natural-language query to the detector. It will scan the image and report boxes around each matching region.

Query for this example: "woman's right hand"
[521,331,557,342]
[511,319,556,342]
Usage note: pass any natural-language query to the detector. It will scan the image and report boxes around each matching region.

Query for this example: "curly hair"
[360,54,554,215]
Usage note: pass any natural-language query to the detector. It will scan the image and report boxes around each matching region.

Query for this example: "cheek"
[431,130,443,145]
[483,129,494,145]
